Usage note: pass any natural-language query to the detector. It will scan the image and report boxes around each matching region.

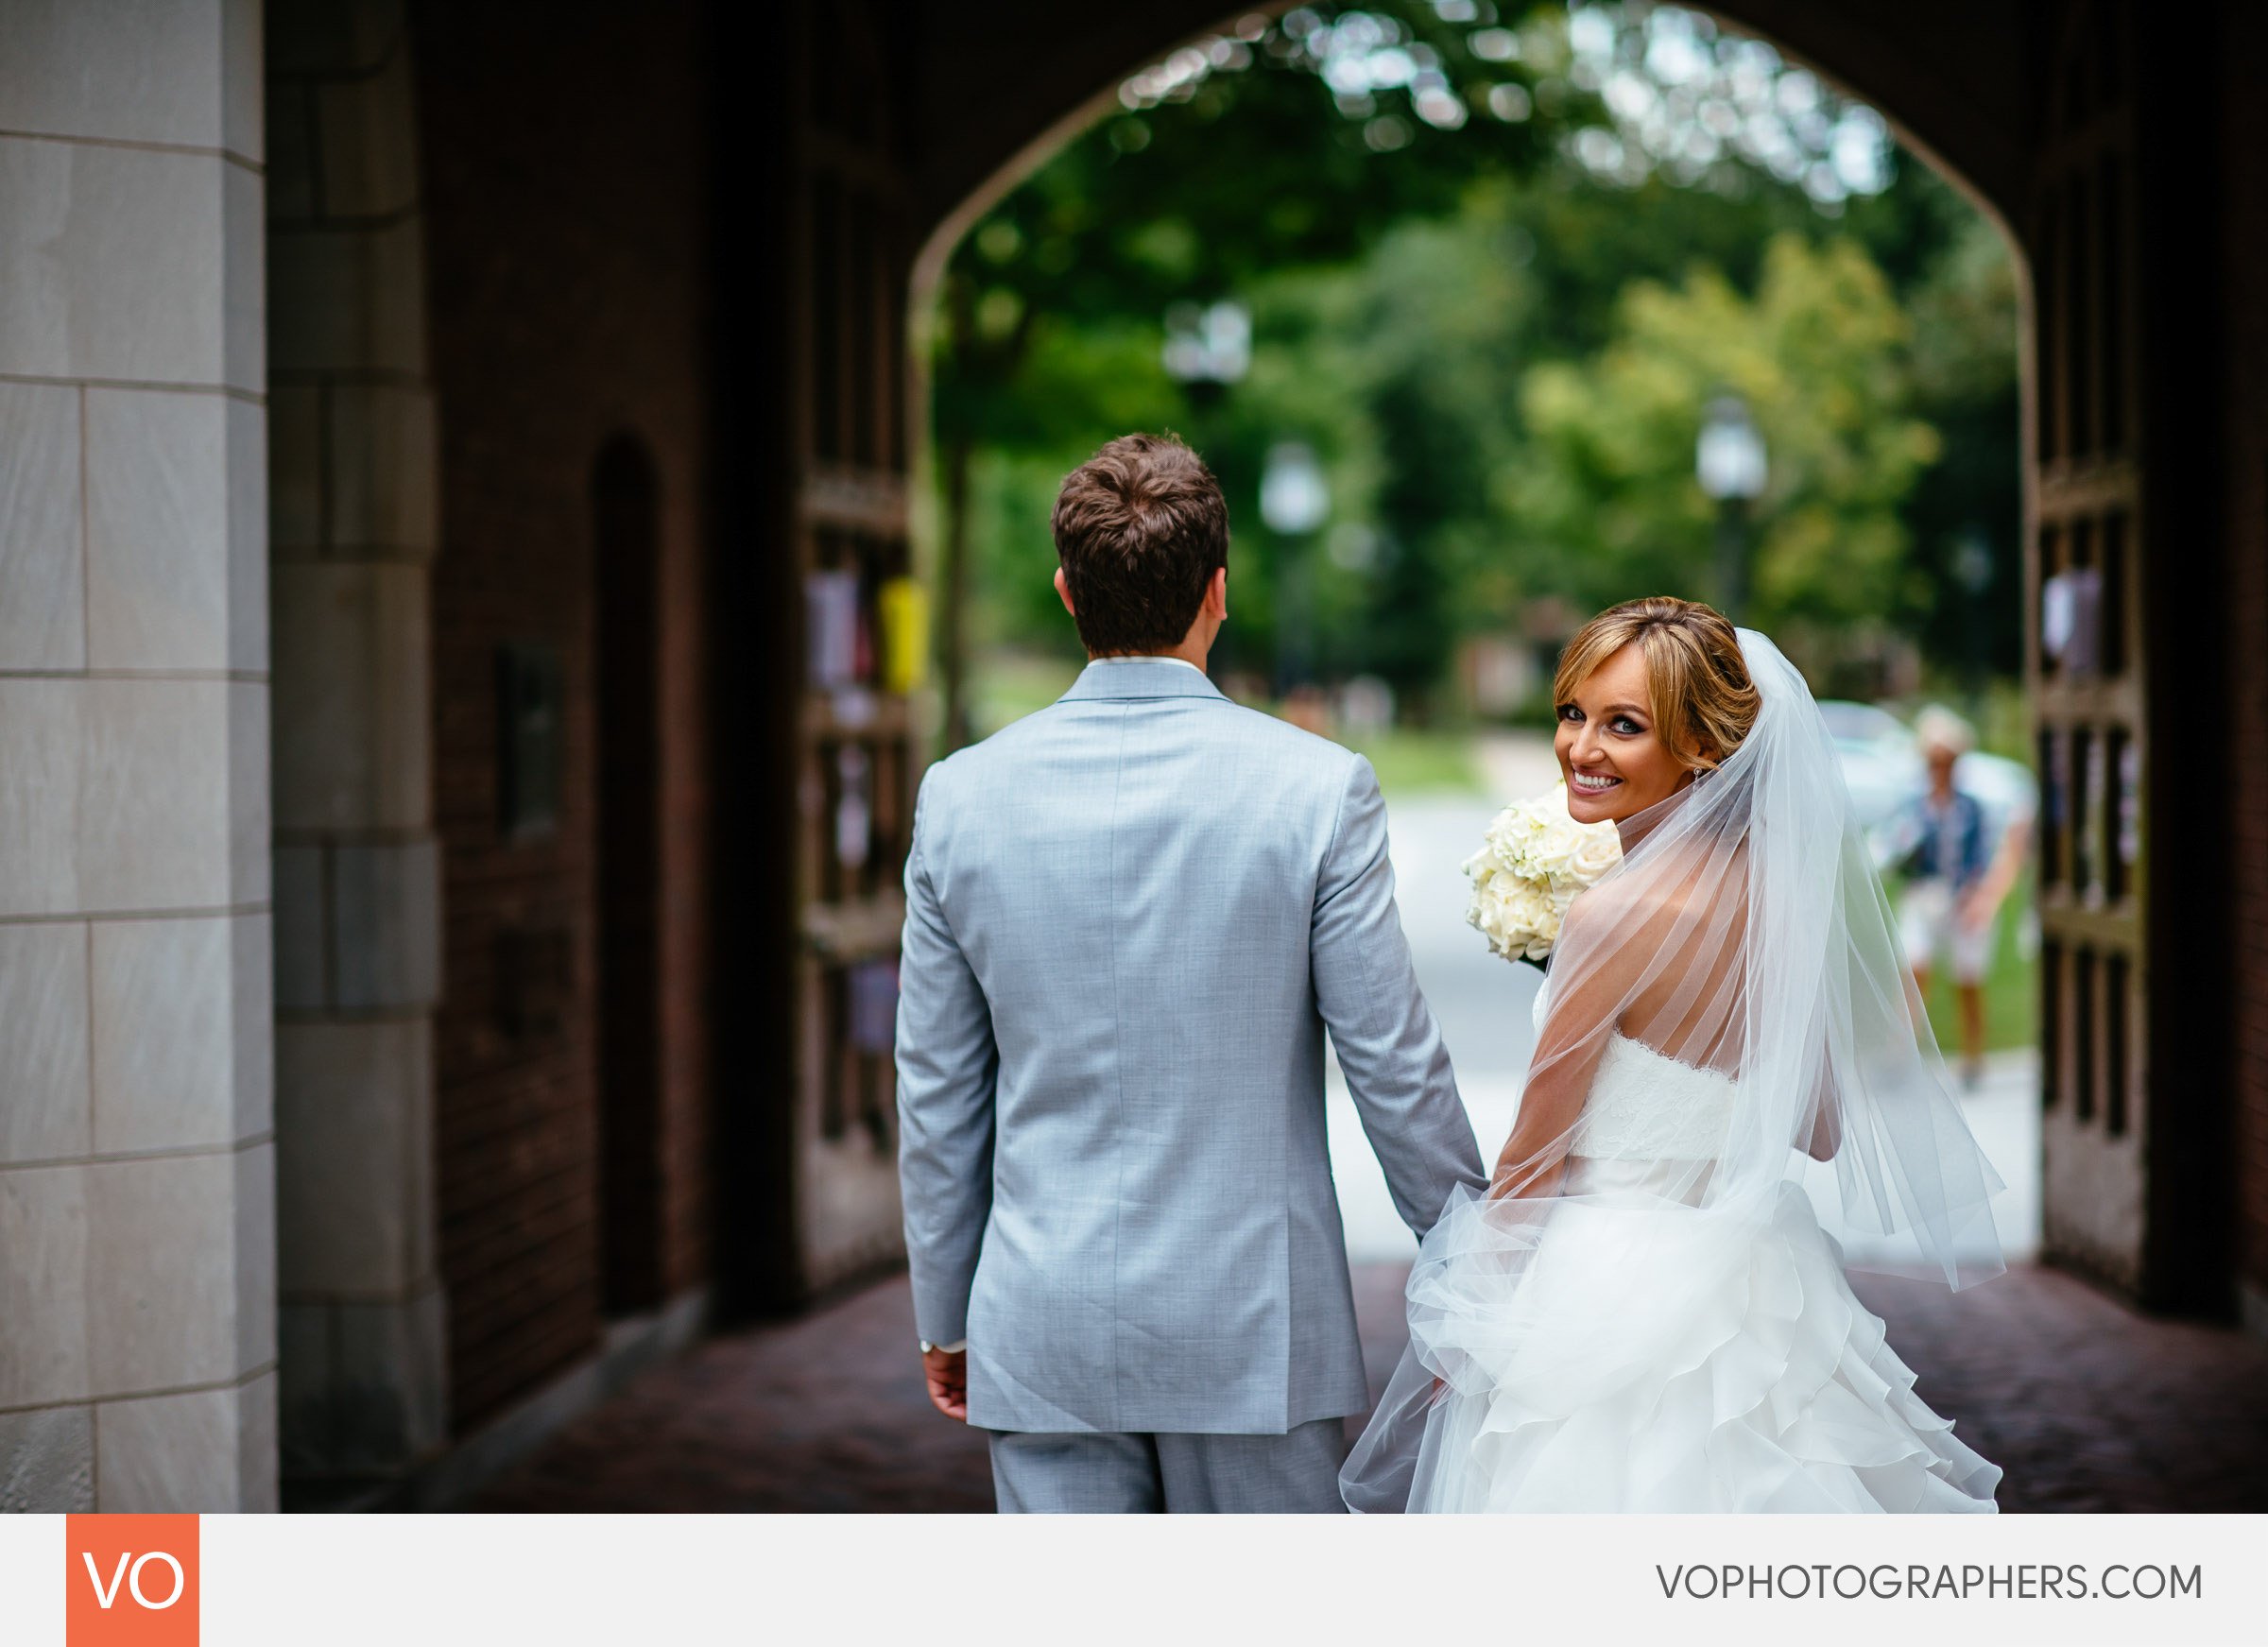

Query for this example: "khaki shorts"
[1900,878,1992,985]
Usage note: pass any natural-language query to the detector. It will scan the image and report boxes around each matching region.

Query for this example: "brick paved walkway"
[1846,1266,2268,1512]
[473,1274,994,1513]
[472,1263,2268,1513]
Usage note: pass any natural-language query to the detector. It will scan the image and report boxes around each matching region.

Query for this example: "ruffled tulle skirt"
[1342,1172,2001,1514]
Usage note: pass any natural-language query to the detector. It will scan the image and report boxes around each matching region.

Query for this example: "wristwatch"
[919,1338,967,1355]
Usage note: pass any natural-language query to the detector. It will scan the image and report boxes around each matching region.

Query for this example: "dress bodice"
[1532,972,1738,1161]
[1568,1034,1738,1161]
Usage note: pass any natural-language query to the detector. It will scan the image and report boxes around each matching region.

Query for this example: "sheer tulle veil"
[1341,628,2003,1512]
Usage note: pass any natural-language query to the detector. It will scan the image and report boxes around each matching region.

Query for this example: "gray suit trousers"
[988,1418,1349,1514]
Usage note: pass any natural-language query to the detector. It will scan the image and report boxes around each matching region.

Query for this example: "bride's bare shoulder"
[1588,840,1749,929]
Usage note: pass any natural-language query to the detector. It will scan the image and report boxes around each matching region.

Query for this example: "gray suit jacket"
[896,658,1483,1434]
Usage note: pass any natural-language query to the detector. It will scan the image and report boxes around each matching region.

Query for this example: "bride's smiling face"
[1555,643,1693,825]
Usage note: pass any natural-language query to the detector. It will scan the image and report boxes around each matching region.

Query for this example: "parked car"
[1817,699,2039,844]
[1818,699,1923,832]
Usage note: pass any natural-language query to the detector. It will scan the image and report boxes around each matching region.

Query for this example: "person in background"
[1885,706,2013,1086]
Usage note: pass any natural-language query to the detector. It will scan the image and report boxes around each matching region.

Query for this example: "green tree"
[1900,212,2025,680]
[937,5,2017,728]
[1506,234,1941,649]
[1223,200,1536,708]
[933,3,1571,736]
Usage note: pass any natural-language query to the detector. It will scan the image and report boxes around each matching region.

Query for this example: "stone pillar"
[0,0,277,1512]
[265,0,447,1488]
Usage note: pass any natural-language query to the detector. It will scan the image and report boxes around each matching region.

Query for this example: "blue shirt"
[1900,789,1991,894]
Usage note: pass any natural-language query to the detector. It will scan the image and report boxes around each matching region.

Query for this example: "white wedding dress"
[1391,990,2000,1514]
[1342,630,2004,1514]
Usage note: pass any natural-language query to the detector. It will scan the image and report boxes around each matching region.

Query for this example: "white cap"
[1914,704,1975,758]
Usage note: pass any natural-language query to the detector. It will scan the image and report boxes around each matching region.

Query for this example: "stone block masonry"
[266,0,450,1489]
[0,0,276,1513]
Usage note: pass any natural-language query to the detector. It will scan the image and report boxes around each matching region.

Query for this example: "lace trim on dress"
[1567,1033,1738,1161]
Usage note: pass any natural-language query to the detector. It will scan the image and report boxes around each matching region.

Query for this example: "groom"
[895,432,1482,1513]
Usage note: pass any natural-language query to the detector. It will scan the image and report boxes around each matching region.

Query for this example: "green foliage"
[966,450,1091,659]
[1899,214,2027,678]
[1222,200,1536,699]
[940,10,1559,335]
[1508,234,1941,634]
[935,3,2021,721]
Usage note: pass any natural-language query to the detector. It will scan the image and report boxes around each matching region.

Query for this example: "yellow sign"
[879,577,929,695]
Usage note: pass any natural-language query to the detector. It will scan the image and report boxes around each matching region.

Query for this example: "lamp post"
[1261,440,1329,694]
[1950,526,1994,710]
[1696,393,1766,621]
[1161,300,1250,410]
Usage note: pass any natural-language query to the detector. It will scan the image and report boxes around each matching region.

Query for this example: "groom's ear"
[1054,567,1077,616]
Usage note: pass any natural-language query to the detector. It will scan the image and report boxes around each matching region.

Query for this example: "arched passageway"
[610,0,2257,1511]
[0,0,2260,1512]
[747,0,2236,1325]
[284,0,2267,1505]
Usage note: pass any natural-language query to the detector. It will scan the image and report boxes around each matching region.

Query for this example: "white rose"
[1465,875,1494,938]
[1528,813,1586,875]
[1500,878,1555,954]
[1482,803,1538,866]
[1469,870,1511,952]
[1565,824,1623,885]
[1485,871,1530,929]
[1476,869,1555,959]
[1530,903,1567,958]
[1467,786,1623,963]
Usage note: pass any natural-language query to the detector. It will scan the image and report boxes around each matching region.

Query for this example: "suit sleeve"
[894,774,998,1347]
[1310,756,1486,1234]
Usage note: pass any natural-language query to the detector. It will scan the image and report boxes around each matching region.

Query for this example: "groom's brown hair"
[1052,433,1228,656]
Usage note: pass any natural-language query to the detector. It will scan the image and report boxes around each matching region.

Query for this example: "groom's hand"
[922,1347,969,1422]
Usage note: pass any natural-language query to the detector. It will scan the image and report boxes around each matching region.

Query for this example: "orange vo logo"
[65,1516,198,1646]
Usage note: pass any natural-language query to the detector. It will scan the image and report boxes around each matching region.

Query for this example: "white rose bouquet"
[1463,782,1624,966]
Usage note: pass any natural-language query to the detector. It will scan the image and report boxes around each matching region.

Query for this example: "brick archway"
[732,0,2237,1320]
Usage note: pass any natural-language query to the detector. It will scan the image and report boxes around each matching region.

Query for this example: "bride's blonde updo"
[1554,596,1761,770]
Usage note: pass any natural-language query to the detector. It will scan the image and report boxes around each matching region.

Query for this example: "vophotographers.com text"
[1657,1563,2202,1602]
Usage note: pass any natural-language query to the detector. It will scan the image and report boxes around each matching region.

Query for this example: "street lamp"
[1162,300,1250,406]
[1950,527,1994,705]
[1260,440,1329,535]
[1696,393,1766,620]
[1261,441,1329,692]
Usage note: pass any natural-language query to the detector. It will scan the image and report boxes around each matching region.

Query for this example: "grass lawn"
[970,653,1486,799]
[968,651,1082,739]
[1341,728,1484,797]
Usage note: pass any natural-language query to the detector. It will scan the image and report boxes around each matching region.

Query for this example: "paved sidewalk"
[473,1275,993,1513]
[471,1261,2267,1513]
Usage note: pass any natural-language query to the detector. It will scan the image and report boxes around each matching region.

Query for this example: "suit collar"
[1058,657,1228,702]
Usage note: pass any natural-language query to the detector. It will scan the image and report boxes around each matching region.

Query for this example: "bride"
[1343,597,2005,1514]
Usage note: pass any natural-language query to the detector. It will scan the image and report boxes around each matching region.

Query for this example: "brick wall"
[412,0,713,1429]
